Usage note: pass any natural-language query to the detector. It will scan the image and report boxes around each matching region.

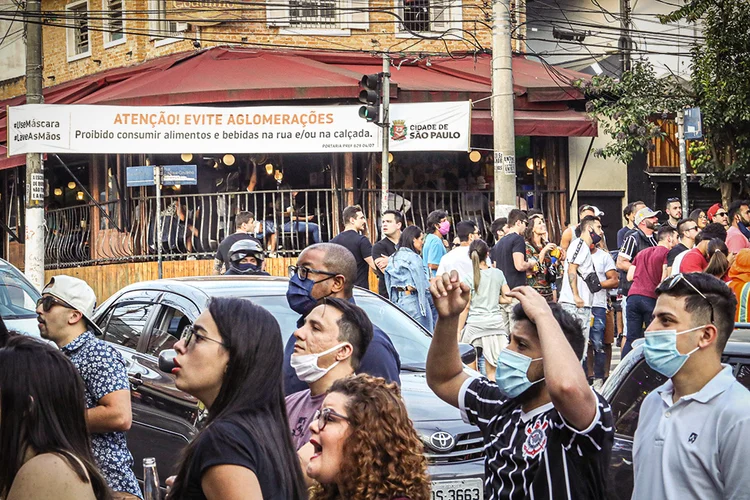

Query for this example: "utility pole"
[676,110,689,211]
[24,0,45,290]
[380,54,390,216]
[492,0,516,219]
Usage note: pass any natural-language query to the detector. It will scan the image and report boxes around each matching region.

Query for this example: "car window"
[0,267,40,319]
[609,360,668,439]
[147,306,190,356]
[247,294,431,367]
[104,302,156,350]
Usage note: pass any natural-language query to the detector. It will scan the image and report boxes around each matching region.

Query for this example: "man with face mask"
[622,226,676,356]
[224,239,270,276]
[427,278,614,500]
[558,216,600,358]
[632,272,750,500]
[725,199,750,254]
[285,298,373,450]
[283,243,400,395]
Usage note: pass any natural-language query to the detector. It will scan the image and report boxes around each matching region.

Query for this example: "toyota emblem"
[429,431,456,452]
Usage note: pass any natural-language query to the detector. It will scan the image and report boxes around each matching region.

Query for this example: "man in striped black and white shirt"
[427,273,614,500]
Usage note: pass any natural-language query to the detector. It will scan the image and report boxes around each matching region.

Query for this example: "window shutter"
[448,0,462,31]
[430,0,449,31]
[266,0,291,26]
[348,0,369,30]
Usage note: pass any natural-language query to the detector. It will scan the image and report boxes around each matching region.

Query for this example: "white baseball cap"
[634,207,661,225]
[42,275,101,334]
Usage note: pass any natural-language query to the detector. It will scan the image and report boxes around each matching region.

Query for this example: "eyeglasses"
[698,214,708,219]
[288,265,338,281]
[312,407,350,431]
[715,211,728,217]
[683,225,699,232]
[36,295,75,312]
[181,325,226,348]
[664,274,715,324]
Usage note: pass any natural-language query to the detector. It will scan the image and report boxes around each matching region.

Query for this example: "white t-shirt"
[591,249,616,308]
[669,250,689,276]
[559,238,595,307]
[436,245,491,281]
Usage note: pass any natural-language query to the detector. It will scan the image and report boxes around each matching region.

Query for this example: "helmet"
[228,239,265,266]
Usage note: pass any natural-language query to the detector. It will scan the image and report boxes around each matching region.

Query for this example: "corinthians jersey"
[459,377,614,500]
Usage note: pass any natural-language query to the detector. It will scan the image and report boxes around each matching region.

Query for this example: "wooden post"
[343,152,355,207]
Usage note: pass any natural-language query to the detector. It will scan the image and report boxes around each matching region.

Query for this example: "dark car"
[601,324,750,500]
[92,276,485,497]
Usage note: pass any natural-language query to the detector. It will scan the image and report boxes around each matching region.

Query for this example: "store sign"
[169,0,242,26]
[6,102,471,155]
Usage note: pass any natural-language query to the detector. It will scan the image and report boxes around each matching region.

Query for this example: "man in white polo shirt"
[633,272,750,499]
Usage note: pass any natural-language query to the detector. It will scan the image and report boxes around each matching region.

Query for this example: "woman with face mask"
[524,214,561,302]
[307,375,430,500]
[422,210,450,278]
[384,226,435,331]
[166,298,307,500]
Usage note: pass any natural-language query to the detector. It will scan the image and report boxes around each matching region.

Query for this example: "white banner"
[7,101,471,155]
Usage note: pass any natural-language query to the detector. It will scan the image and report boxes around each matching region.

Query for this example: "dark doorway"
[577,191,624,251]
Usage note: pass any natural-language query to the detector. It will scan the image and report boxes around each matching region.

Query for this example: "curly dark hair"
[310,375,430,500]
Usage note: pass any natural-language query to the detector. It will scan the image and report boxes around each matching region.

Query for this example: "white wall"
[0,0,26,83]
[568,130,628,216]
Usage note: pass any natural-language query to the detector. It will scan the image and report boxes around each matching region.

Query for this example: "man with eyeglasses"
[282,243,400,396]
[726,199,750,254]
[36,276,141,500]
[708,203,730,229]
[632,272,750,500]
[666,219,699,275]
[676,223,728,275]
[665,198,683,230]
[436,220,487,280]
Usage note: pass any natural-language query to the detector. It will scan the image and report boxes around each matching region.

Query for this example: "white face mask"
[290,343,349,383]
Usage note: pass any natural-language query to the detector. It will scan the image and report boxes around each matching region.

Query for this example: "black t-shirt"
[372,237,398,297]
[462,377,614,500]
[183,418,287,499]
[330,230,374,289]
[215,233,261,271]
[490,232,527,288]
[667,242,689,267]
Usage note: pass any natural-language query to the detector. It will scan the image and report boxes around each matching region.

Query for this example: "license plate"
[431,478,483,500]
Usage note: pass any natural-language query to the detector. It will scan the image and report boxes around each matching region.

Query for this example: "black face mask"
[590,231,602,245]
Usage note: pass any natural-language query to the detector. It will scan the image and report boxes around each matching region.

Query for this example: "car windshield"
[0,265,41,319]
[247,294,432,370]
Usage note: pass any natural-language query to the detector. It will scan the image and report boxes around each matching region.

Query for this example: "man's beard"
[515,378,545,405]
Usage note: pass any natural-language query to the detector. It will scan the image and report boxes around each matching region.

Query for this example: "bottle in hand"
[143,457,161,500]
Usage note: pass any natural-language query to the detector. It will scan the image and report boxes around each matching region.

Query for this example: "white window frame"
[268,0,369,35]
[395,0,463,37]
[65,0,91,62]
[102,0,126,48]
[148,0,187,47]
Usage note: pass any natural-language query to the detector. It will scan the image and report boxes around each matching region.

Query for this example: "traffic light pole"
[24,0,45,290]
[380,54,390,216]
[492,0,517,219]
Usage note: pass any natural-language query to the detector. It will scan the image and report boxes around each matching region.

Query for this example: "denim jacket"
[384,248,432,316]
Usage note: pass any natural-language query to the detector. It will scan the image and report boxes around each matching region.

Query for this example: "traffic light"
[358,73,381,123]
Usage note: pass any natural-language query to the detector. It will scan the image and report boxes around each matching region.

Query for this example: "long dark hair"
[169,297,307,499]
[0,336,112,499]
[469,239,490,291]
[397,225,423,253]
[705,238,729,278]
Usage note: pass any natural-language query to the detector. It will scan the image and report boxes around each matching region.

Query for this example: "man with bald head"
[283,243,401,395]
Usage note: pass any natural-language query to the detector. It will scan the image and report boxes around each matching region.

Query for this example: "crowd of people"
[2,196,750,500]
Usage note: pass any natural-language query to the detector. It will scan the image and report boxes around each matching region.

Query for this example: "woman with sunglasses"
[307,374,430,500]
[167,297,307,499]
[523,214,561,302]
[0,336,112,500]
[689,209,708,231]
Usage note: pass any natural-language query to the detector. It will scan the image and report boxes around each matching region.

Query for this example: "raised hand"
[507,286,554,324]
[430,270,471,319]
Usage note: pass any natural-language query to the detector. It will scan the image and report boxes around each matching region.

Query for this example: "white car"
[0,258,42,337]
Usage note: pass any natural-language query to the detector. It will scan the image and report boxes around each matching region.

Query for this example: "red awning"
[0,145,25,171]
[472,109,597,137]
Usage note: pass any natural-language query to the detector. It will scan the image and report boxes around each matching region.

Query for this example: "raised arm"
[426,271,471,407]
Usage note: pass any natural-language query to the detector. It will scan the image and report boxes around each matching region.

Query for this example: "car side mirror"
[458,343,477,365]
[158,349,177,373]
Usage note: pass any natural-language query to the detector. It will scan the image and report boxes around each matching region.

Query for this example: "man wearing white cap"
[36,275,141,499]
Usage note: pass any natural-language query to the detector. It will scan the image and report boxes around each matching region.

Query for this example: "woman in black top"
[167,297,307,500]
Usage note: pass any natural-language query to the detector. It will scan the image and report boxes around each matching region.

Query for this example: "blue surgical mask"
[237,262,261,274]
[286,273,336,316]
[643,326,704,378]
[496,349,544,399]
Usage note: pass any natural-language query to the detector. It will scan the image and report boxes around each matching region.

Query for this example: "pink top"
[726,226,750,254]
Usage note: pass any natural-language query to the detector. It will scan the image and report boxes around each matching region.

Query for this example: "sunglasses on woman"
[663,274,715,324]
[312,407,350,431]
[181,325,226,348]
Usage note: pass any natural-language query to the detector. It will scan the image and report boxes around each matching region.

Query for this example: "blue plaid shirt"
[62,331,142,498]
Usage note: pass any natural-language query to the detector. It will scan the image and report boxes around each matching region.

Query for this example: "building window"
[103,0,124,46]
[399,0,461,33]
[266,0,369,31]
[289,0,339,28]
[65,0,90,60]
[149,0,186,41]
